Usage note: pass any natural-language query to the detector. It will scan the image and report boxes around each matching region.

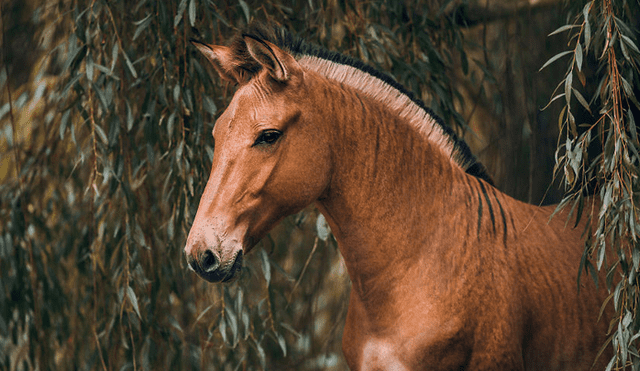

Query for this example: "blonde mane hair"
[227,25,492,184]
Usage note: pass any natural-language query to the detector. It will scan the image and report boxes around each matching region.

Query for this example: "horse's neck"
[314,86,475,314]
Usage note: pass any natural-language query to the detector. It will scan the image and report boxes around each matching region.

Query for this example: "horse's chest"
[344,316,471,370]
[358,339,410,371]
[343,289,472,370]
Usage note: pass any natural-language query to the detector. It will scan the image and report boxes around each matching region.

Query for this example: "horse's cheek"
[274,150,328,207]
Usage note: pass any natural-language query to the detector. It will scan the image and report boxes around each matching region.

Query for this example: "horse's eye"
[253,129,282,146]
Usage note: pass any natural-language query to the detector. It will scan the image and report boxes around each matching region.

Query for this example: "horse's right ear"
[243,36,302,84]
[191,39,244,84]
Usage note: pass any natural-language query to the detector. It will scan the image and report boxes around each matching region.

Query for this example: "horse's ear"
[191,40,244,84]
[243,36,302,83]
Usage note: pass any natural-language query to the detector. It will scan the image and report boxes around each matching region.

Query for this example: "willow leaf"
[540,51,573,72]
[548,24,579,37]
[575,41,583,71]
[572,88,591,114]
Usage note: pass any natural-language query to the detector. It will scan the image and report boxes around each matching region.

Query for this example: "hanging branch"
[542,0,640,369]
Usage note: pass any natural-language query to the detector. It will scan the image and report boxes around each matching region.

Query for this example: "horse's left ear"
[243,36,302,83]
[191,40,246,84]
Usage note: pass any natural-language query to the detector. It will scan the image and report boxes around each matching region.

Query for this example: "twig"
[286,237,319,308]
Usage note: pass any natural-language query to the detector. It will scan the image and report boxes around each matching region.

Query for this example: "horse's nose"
[184,227,244,282]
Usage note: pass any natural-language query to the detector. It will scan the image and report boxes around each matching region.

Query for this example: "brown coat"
[186,27,612,370]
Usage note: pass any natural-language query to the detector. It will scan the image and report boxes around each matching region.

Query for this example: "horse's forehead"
[214,82,281,137]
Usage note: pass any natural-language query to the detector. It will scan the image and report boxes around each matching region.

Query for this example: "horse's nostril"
[201,250,220,272]
[187,257,198,272]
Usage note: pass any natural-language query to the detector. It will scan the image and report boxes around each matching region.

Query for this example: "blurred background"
[1,0,638,370]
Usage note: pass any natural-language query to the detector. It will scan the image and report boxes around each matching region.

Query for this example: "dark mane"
[231,25,493,185]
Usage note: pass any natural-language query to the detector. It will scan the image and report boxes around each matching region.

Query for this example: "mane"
[229,25,493,185]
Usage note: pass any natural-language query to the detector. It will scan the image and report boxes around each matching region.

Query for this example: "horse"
[185,26,612,370]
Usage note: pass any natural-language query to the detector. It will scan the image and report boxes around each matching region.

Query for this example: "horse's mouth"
[221,250,243,283]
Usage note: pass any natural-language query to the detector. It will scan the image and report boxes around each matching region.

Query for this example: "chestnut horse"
[186,26,611,370]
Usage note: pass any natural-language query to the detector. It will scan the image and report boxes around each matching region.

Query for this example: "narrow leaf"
[203,95,217,116]
[238,0,250,23]
[621,77,634,98]
[548,24,579,37]
[259,248,271,285]
[173,84,180,103]
[174,0,187,27]
[127,287,142,319]
[316,214,331,241]
[235,288,243,315]
[189,0,196,27]
[540,51,573,72]
[275,331,287,357]
[577,69,586,87]
[598,241,607,271]
[0,103,9,122]
[167,213,175,240]
[219,314,228,343]
[133,13,152,26]
[110,43,118,72]
[167,111,176,135]
[575,41,583,71]
[241,309,250,339]
[280,322,302,338]
[176,139,184,159]
[568,110,577,137]
[225,306,238,345]
[584,20,591,49]
[126,101,134,132]
[573,88,592,114]
[59,110,70,139]
[565,72,573,105]
[574,194,584,228]
[582,1,592,22]
[577,247,588,292]
[122,50,138,78]
[558,105,567,132]
[564,162,576,185]
[255,339,266,369]
[92,83,109,111]
[620,39,631,62]
[542,93,566,111]
[605,354,616,371]
[62,42,84,73]
[131,174,147,191]
[629,110,637,143]
[86,54,94,81]
[134,223,146,247]
[133,14,153,41]
[94,123,109,145]
[622,35,640,54]
[93,63,119,79]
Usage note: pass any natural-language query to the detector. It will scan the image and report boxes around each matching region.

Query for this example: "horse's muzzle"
[187,249,243,283]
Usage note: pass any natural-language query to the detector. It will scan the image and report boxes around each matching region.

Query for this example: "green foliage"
[543,0,640,369]
[0,0,477,370]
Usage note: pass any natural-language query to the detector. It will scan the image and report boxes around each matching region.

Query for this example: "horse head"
[185,35,331,282]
